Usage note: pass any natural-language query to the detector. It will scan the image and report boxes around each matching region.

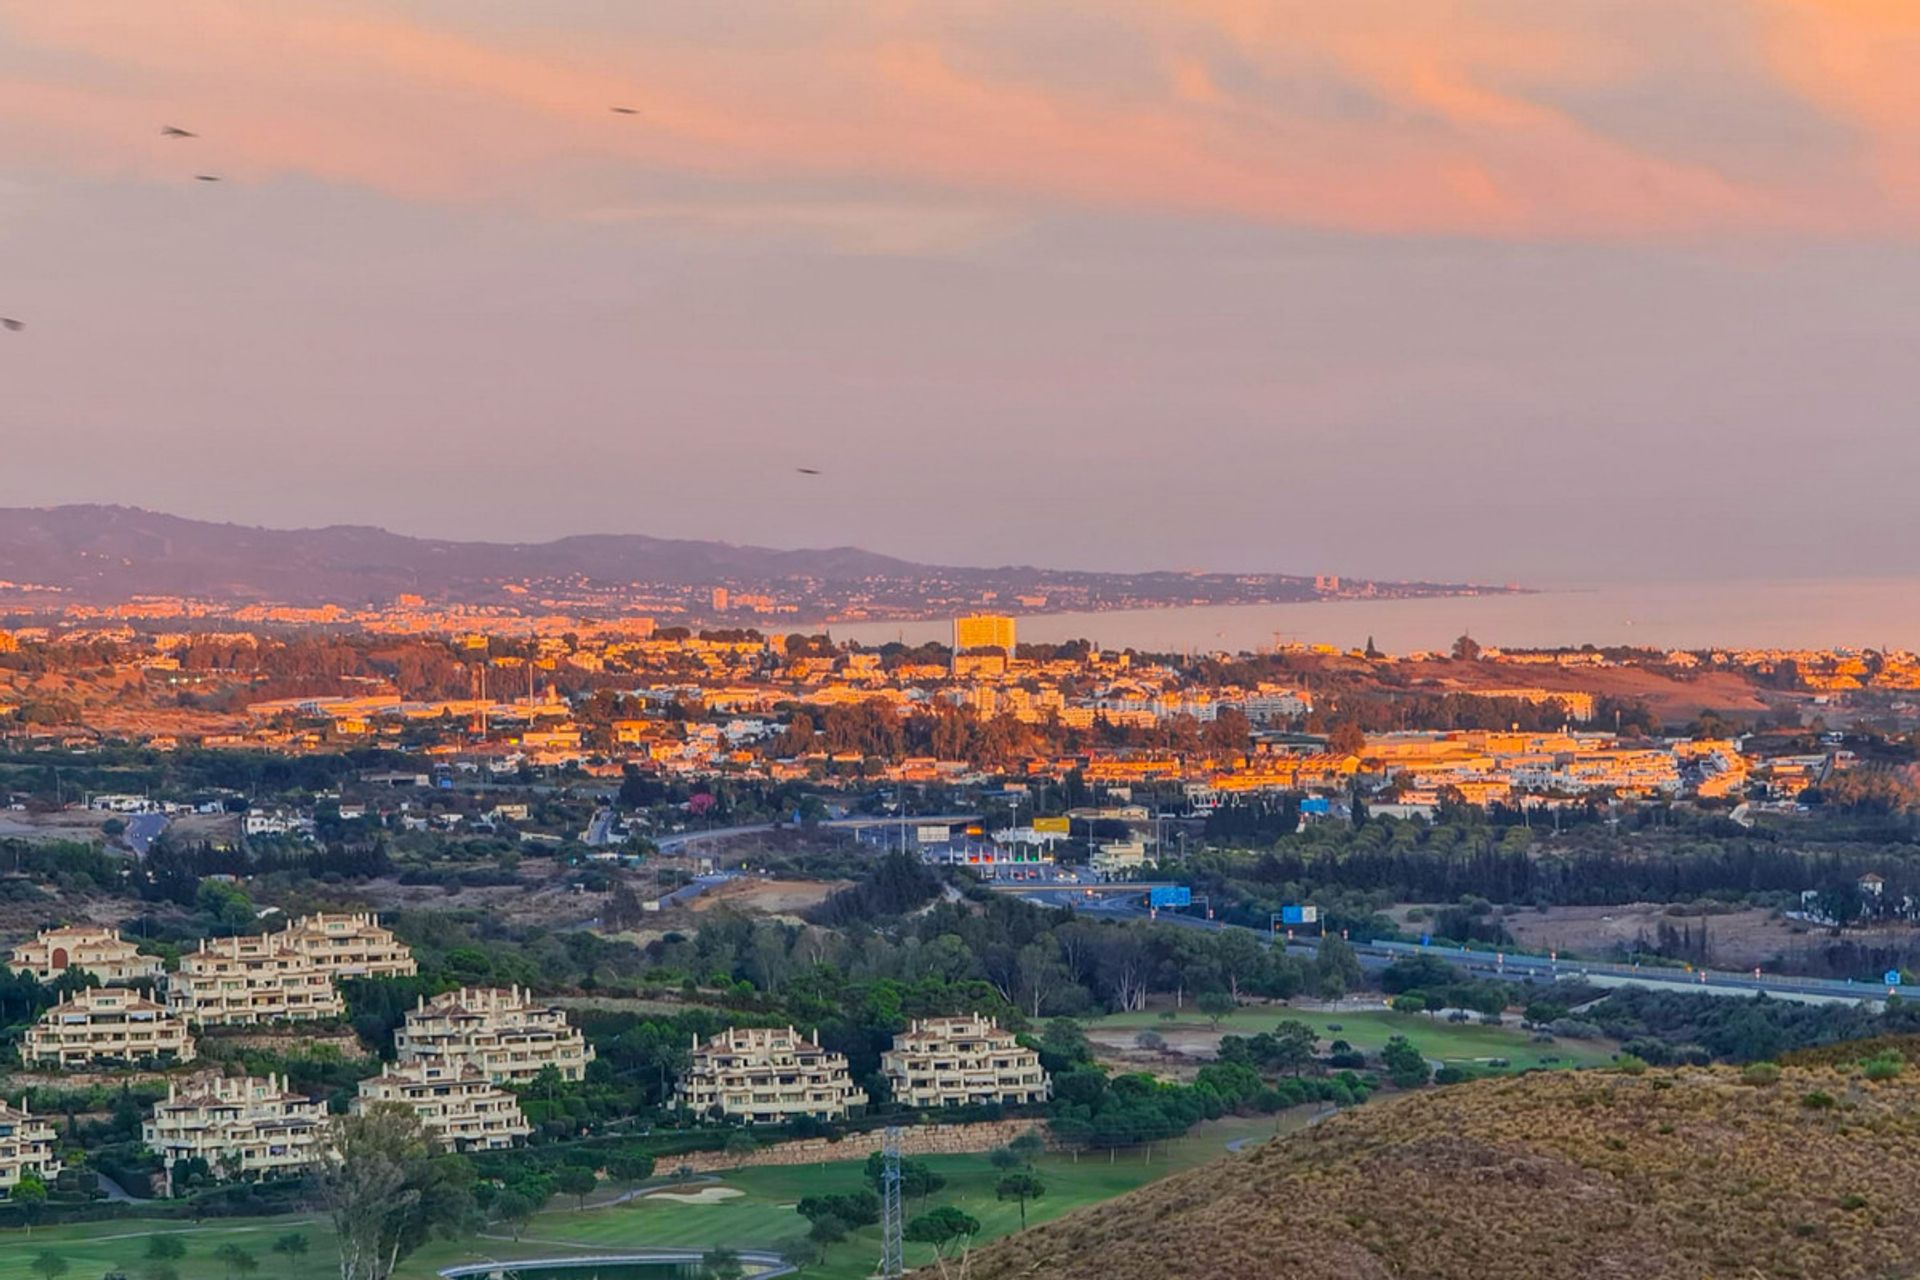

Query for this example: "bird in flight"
[609,106,639,115]
[160,126,197,138]
[1,318,23,332]
[796,467,822,475]
[194,174,222,182]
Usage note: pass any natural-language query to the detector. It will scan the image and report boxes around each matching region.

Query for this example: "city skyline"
[4,2,1919,585]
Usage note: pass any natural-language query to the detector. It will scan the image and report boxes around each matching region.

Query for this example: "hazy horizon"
[5,2,1920,585]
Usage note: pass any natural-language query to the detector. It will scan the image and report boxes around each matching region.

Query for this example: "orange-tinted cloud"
[0,0,1912,242]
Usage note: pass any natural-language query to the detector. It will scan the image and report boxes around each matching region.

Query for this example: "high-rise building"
[676,1026,867,1123]
[711,586,730,612]
[881,1015,1051,1109]
[953,614,1016,657]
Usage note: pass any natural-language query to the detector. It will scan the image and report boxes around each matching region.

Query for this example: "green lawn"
[0,1115,1294,1280]
[1091,1005,1618,1072]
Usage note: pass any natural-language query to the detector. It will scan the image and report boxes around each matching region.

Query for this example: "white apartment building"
[882,1015,1051,1109]
[354,1058,531,1152]
[9,925,164,985]
[274,912,417,979]
[143,1071,329,1194]
[23,987,197,1067]
[166,935,345,1027]
[676,1026,867,1124]
[394,985,593,1084]
[0,1101,59,1195]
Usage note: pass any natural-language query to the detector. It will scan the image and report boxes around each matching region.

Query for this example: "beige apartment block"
[274,912,417,979]
[166,934,346,1026]
[354,1058,531,1152]
[143,1071,329,1194]
[24,987,197,1067]
[881,1015,1051,1109]
[676,1026,867,1124]
[9,925,164,985]
[0,1100,60,1195]
[394,985,594,1084]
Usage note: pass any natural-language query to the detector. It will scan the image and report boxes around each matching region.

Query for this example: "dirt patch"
[1499,903,1829,970]
[687,877,849,917]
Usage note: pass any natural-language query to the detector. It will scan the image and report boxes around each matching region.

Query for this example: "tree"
[554,1165,598,1211]
[29,1253,67,1280]
[145,1238,186,1264]
[988,1146,1021,1173]
[212,1245,257,1280]
[1313,937,1363,1000]
[1196,989,1237,1030]
[313,1103,476,1280]
[722,1129,760,1168]
[1327,723,1367,757]
[605,1153,655,1189]
[11,1173,47,1232]
[995,1171,1046,1229]
[489,1189,536,1241]
[1451,634,1482,662]
[1267,1020,1318,1077]
[270,1234,309,1260]
[1390,993,1427,1017]
[1008,1129,1047,1167]
[1381,1036,1430,1089]
[702,1247,744,1280]
[864,1152,945,1202]
[905,1205,981,1259]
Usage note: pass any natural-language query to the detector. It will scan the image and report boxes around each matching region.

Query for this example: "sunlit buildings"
[354,1058,530,1152]
[8,925,163,986]
[166,935,345,1027]
[394,985,593,1084]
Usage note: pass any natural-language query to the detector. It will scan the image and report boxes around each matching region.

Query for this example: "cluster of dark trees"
[1584,986,1920,1065]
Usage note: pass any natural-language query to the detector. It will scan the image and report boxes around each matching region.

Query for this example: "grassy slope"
[0,1115,1294,1280]
[1092,1006,1619,1072]
[952,1063,1920,1280]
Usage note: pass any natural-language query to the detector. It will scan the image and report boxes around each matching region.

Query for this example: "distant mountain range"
[0,505,1502,615]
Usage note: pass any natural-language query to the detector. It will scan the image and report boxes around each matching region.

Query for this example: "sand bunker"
[643,1186,745,1206]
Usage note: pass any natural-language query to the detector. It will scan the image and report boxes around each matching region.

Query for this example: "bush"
[1614,1054,1649,1076]
[1861,1051,1904,1082]
[1801,1090,1837,1110]
[1741,1062,1782,1087]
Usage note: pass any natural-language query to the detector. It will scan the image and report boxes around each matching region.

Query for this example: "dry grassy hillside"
[947,1064,1920,1280]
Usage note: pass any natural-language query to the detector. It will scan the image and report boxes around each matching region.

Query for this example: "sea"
[830,578,1920,656]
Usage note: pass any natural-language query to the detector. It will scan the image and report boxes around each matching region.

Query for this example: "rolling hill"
[945,1064,1920,1279]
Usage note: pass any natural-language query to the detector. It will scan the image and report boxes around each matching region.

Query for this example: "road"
[440,1249,793,1278]
[1003,884,1911,1008]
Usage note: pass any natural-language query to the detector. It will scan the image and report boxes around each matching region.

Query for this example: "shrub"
[1614,1054,1649,1076]
[1801,1090,1837,1110]
[1741,1062,1782,1087]
[1861,1052,1904,1082]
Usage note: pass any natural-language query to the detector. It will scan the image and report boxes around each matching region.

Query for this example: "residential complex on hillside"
[0,1101,59,1195]
[166,934,346,1026]
[143,1071,329,1194]
[273,911,417,978]
[24,987,197,1067]
[394,985,593,1083]
[676,1026,868,1124]
[881,1015,1051,1109]
[8,925,163,985]
[355,1058,531,1152]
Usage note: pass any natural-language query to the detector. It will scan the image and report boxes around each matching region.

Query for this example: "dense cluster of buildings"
[394,985,595,1083]
[0,1101,59,1196]
[10,914,415,1067]
[143,1072,328,1194]
[675,1015,1051,1123]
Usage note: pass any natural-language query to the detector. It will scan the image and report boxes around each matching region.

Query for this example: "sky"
[2,0,1918,585]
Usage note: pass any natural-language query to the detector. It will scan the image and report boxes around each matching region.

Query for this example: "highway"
[1002,883,1911,1008]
